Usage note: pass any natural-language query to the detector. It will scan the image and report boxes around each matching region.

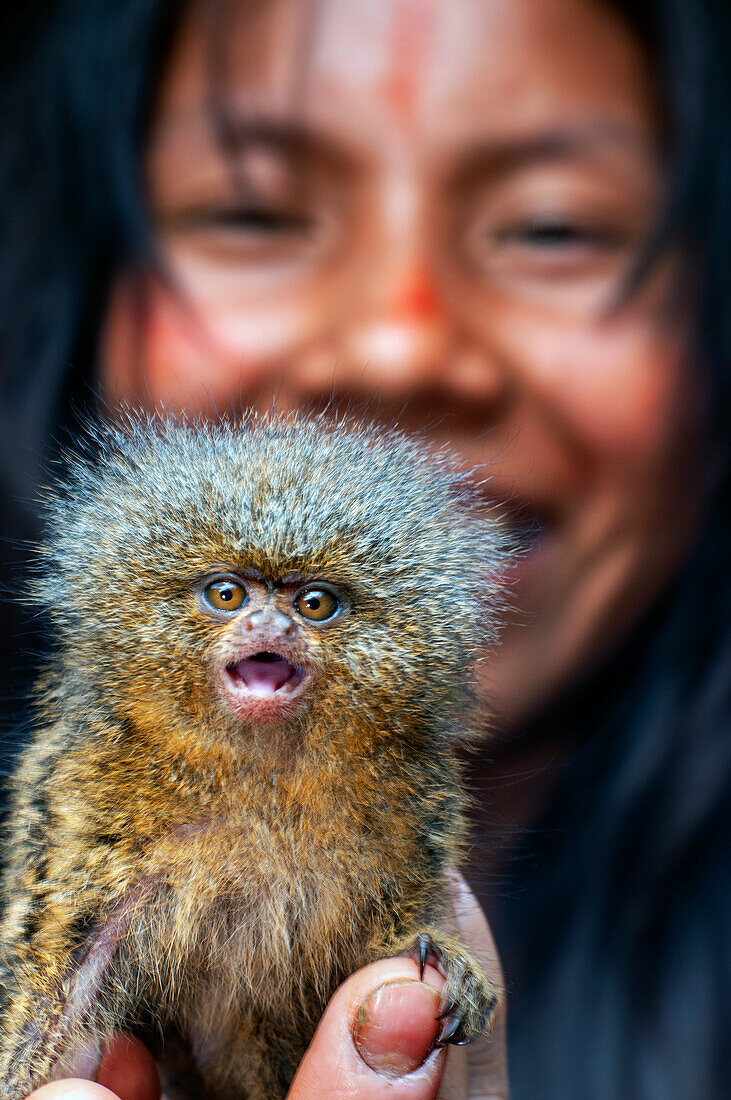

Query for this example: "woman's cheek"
[491,298,691,466]
[99,271,321,412]
[549,333,684,459]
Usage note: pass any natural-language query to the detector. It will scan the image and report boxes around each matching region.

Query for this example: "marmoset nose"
[241,608,296,636]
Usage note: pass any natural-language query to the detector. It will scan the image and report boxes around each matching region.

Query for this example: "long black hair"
[1,2,729,1097]
[0,0,181,715]
[484,5,731,1098]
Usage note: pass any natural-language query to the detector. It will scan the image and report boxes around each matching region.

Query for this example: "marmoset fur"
[0,414,506,1100]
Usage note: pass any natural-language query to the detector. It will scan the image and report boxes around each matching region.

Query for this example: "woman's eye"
[202,579,248,612]
[293,588,341,623]
[466,209,635,291]
[162,198,333,274]
[178,205,315,236]
[496,217,617,250]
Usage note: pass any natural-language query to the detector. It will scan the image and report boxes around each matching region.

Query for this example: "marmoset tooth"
[0,413,506,1100]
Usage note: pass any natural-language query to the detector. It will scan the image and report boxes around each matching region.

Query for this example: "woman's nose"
[285,175,509,408]
[341,266,451,394]
[289,259,467,404]
[291,263,508,411]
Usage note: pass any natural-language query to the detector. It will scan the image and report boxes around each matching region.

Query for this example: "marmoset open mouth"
[226,652,306,696]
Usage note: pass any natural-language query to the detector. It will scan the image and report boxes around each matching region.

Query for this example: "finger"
[26,1083,122,1100]
[96,1034,161,1100]
[27,1034,160,1100]
[288,956,449,1099]
[447,870,509,1100]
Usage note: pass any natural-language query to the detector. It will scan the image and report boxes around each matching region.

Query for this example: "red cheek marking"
[100,272,248,412]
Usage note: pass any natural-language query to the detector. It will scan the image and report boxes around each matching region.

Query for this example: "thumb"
[26,1035,160,1100]
[288,956,449,1099]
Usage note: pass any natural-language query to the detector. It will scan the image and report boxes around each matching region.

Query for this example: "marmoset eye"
[293,588,340,622]
[203,578,248,612]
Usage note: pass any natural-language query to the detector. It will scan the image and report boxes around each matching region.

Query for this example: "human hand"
[25,873,507,1100]
[22,1034,160,1100]
[288,870,508,1099]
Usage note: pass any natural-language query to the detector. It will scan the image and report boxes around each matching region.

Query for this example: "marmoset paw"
[406,929,499,1047]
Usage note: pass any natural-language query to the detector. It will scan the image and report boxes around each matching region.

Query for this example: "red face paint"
[389,268,442,322]
[384,0,437,123]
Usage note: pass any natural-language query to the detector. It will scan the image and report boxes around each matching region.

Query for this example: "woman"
[1,1,729,1097]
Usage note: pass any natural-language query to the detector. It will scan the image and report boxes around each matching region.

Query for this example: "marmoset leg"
[0,892,139,1100]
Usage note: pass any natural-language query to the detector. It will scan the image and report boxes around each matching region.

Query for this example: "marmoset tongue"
[231,654,300,694]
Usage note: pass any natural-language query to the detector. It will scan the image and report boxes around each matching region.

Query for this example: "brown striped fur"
[0,414,506,1099]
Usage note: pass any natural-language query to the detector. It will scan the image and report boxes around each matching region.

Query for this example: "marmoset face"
[196,571,344,725]
[44,419,500,748]
[100,0,705,727]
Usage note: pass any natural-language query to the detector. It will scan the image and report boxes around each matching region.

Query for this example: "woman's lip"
[460,473,556,531]
[450,465,563,589]
[464,483,559,588]
[497,523,559,589]
[465,481,557,553]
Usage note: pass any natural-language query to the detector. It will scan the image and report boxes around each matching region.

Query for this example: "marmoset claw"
[404,929,500,1047]
[413,931,431,979]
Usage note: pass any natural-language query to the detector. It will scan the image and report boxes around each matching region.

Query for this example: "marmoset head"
[35,414,507,751]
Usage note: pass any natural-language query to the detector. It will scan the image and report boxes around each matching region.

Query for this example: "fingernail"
[353,979,441,1078]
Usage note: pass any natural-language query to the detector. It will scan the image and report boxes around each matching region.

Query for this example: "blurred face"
[100,0,704,726]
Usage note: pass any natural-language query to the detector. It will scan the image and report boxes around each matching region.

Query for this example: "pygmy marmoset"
[0,414,506,1099]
